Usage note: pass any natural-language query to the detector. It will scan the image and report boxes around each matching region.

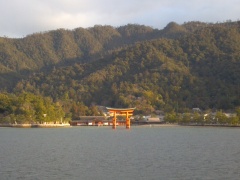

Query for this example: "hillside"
[0,21,240,118]
[0,24,164,89]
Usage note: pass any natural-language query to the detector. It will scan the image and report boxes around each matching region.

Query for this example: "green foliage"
[164,111,178,123]
[0,21,240,115]
[215,110,228,124]
[229,116,239,125]
[236,107,240,118]
[0,93,13,114]
[180,113,192,124]
[0,92,66,124]
[192,112,203,124]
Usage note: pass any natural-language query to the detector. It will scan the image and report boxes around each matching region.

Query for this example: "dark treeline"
[164,109,240,125]
[0,21,240,122]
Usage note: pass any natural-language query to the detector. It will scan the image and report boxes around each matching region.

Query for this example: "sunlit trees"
[215,111,228,124]
[164,111,178,123]
[180,113,191,124]
[0,92,65,124]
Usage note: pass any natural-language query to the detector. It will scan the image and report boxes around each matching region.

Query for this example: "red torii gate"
[106,107,135,129]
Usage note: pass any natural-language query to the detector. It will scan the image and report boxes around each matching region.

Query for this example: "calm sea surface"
[0,126,240,180]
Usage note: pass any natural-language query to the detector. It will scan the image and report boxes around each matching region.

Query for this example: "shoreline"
[135,124,180,127]
[1,123,240,128]
[180,124,240,128]
[0,123,71,128]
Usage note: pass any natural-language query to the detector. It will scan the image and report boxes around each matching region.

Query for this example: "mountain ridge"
[0,21,240,115]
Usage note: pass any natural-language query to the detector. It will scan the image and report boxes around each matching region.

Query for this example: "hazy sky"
[0,0,239,38]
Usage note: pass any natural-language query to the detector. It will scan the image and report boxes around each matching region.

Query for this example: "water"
[0,126,240,180]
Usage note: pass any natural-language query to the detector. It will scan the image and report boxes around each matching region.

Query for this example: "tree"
[236,107,240,118]
[215,110,228,124]
[229,116,239,125]
[32,97,47,123]
[180,113,191,124]
[164,111,178,123]
[0,93,12,114]
[192,112,203,124]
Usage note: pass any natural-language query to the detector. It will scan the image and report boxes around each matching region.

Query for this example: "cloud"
[0,0,239,37]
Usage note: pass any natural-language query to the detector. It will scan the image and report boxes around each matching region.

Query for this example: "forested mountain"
[0,21,240,121]
[0,24,163,89]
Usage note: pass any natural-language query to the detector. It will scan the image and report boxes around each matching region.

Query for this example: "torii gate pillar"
[106,107,135,129]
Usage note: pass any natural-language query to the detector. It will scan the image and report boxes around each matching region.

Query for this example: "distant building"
[142,115,165,122]
[147,117,160,122]
[192,108,201,112]
[70,116,107,126]
[224,113,237,118]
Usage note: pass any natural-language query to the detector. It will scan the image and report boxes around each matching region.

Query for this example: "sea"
[0,126,240,180]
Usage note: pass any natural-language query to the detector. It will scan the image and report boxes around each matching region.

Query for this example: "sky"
[0,0,239,38]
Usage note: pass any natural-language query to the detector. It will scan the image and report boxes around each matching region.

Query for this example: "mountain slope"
[1,21,240,113]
